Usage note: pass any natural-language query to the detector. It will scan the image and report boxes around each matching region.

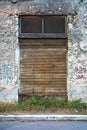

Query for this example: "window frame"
[18,15,67,39]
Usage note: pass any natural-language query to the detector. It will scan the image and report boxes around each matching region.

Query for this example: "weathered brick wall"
[0,0,87,102]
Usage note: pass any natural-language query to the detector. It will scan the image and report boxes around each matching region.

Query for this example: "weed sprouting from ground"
[0,97,87,114]
[67,99,87,113]
[19,96,66,111]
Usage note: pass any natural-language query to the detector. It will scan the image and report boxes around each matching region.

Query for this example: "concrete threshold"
[0,115,87,121]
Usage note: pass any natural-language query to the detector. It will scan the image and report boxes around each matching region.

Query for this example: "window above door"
[19,15,67,39]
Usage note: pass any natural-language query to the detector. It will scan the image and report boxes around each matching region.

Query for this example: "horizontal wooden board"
[19,93,67,98]
[20,71,66,75]
[21,54,66,59]
[20,45,67,49]
[20,62,66,67]
[20,85,67,92]
[20,65,66,71]
[19,39,67,46]
[20,77,66,82]
[20,74,67,78]
[20,90,67,97]
[20,48,66,53]
[20,81,66,85]
[20,85,67,89]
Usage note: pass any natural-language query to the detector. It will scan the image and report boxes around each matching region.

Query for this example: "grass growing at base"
[67,99,87,113]
[0,96,66,112]
[18,96,67,111]
[0,102,18,112]
[0,97,87,114]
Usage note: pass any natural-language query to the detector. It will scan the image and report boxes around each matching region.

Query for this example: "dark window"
[19,15,67,38]
[44,16,65,33]
[21,16,42,33]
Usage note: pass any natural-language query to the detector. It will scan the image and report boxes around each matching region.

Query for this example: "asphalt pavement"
[0,121,87,130]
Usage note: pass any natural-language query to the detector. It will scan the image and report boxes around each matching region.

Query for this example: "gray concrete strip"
[0,115,87,121]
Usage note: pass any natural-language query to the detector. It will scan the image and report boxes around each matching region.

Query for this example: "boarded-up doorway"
[18,15,67,99]
[19,39,67,99]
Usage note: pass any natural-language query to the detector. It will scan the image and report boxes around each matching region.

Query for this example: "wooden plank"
[20,80,66,85]
[20,59,66,64]
[21,58,66,62]
[20,62,66,66]
[20,90,67,94]
[20,90,67,97]
[20,66,66,69]
[20,73,67,78]
[20,92,67,98]
[19,39,67,44]
[21,59,66,63]
[20,62,66,67]
[21,52,66,56]
[21,45,66,49]
[20,45,67,49]
[20,65,66,70]
[21,53,65,60]
[20,70,67,74]
[20,77,66,82]
[20,86,67,92]
[20,48,66,53]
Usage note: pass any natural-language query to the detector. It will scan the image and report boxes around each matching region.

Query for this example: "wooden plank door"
[19,39,67,99]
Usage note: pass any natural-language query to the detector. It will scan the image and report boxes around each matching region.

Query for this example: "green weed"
[19,96,66,111]
[67,99,87,113]
[0,97,87,114]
